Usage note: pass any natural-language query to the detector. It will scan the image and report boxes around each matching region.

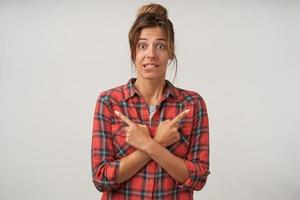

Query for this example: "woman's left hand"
[114,111,152,151]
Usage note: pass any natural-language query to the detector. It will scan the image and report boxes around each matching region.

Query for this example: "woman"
[91,3,210,200]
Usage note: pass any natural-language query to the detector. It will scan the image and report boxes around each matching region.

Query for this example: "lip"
[143,63,159,68]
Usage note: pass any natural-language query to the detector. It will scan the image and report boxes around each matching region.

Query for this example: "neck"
[134,78,166,105]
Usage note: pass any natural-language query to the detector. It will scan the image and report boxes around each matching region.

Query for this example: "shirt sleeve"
[178,95,210,191]
[91,93,121,192]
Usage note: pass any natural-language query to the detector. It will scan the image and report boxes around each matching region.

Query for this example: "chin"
[139,73,166,80]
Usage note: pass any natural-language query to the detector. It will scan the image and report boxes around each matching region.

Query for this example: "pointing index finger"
[171,109,190,125]
[114,111,134,126]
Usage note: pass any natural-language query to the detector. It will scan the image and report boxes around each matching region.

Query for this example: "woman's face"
[134,26,170,81]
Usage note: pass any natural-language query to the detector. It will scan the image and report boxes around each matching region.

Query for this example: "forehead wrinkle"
[139,28,166,39]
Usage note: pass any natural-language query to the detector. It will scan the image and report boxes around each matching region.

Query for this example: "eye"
[157,43,166,50]
[137,42,147,50]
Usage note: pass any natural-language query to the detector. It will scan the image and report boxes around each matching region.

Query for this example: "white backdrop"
[1,0,299,199]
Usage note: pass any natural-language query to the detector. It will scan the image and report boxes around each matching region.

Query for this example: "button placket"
[145,161,156,197]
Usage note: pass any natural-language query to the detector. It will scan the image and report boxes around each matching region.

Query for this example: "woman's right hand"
[154,109,190,147]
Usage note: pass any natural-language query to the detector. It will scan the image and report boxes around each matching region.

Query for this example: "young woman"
[91,3,210,200]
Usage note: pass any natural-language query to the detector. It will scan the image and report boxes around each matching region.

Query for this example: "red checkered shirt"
[91,78,210,200]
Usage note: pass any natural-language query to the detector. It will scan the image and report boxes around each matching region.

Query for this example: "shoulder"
[96,83,127,106]
[172,85,206,105]
[172,86,208,117]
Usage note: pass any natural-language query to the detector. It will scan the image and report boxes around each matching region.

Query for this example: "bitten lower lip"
[143,64,159,67]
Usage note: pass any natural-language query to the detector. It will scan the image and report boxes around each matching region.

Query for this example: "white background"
[1,0,299,199]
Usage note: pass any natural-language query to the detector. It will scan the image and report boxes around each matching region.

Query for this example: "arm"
[144,140,189,184]
[118,109,191,184]
[92,96,154,190]
[91,95,121,192]
[178,96,210,190]
[116,149,150,184]
[114,111,182,184]
[112,102,210,188]
[143,96,210,190]
[116,126,181,183]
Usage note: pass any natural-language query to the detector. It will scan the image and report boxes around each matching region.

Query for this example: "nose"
[146,45,156,59]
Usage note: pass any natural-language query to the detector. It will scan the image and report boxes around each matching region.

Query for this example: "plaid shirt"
[91,78,210,200]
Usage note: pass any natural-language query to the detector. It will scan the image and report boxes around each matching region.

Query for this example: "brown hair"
[128,3,177,80]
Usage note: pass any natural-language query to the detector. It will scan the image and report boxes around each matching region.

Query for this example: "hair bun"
[136,3,168,19]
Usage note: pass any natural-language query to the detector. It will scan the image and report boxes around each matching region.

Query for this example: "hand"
[154,109,190,147]
[114,111,152,151]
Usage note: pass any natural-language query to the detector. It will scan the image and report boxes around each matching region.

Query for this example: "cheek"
[160,55,170,65]
[135,51,145,63]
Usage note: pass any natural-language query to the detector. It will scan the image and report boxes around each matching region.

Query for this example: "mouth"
[143,64,159,68]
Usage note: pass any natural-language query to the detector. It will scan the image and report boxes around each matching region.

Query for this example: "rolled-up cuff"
[93,159,121,192]
[177,160,210,191]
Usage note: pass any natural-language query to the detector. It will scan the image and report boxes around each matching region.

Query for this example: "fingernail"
[185,109,190,113]
[114,110,119,115]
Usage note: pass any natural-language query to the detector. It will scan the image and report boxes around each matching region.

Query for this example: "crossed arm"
[92,96,209,192]
[114,110,190,184]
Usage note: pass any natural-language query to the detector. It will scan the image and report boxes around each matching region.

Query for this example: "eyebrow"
[138,38,166,41]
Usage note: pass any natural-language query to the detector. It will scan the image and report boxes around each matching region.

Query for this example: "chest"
[110,100,195,159]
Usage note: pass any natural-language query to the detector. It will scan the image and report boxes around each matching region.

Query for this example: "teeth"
[144,64,157,68]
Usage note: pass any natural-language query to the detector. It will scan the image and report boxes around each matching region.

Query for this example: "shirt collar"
[123,78,177,101]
